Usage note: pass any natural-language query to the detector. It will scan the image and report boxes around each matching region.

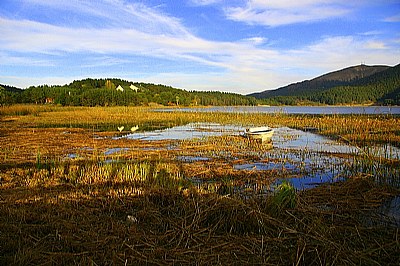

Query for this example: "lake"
[158,106,400,115]
[115,123,400,191]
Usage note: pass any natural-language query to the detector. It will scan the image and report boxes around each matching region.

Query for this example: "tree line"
[0,78,257,107]
[2,65,399,107]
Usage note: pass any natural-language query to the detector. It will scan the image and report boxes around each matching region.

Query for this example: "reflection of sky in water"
[116,122,400,214]
[234,152,346,190]
[119,123,400,158]
[112,123,400,190]
[104,147,129,155]
[379,196,400,227]
[273,127,357,154]
[274,127,400,159]
[176,155,210,162]
[122,123,242,141]
[234,162,297,171]
[275,173,344,190]
[157,106,400,115]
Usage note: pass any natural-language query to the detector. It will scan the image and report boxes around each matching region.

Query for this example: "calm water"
[120,123,400,159]
[83,123,400,224]
[118,123,400,191]
[158,106,400,115]
[120,123,242,141]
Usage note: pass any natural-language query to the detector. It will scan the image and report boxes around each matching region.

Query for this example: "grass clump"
[269,181,297,216]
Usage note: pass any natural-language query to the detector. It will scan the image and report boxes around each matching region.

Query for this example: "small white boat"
[245,126,274,143]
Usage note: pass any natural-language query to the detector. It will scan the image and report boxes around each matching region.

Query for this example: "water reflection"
[156,106,400,115]
[111,123,400,191]
[364,196,400,228]
[233,149,346,190]
[379,196,400,227]
[273,127,357,154]
[120,123,400,158]
[104,147,129,155]
[120,123,243,141]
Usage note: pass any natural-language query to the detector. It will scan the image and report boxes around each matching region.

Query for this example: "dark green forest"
[1,64,399,106]
[258,64,400,106]
[0,79,257,106]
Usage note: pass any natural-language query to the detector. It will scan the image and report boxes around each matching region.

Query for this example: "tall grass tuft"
[269,181,297,216]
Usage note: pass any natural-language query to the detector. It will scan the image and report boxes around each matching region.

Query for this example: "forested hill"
[2,64,399,106]
[0,84,23,93]
[313,64,400,105]
[249,64,390,99]
[249,64,400,105]
[0,79,257,106]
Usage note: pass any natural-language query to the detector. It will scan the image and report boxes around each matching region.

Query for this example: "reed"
[2,105,398,146]
[0,104,55,116]
[1,105,400,265]
[269,181,297,216]
[1,170,398,265]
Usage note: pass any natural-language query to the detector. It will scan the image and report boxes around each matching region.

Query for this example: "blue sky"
[1,0,399,94]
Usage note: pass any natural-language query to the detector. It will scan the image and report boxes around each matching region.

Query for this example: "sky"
[1,0,399,94]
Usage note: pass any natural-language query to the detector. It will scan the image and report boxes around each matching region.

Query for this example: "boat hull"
[245,127,274,143]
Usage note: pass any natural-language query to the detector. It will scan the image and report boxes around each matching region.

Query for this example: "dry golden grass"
[1,105,399,265]
[1,172,399,265]
[2,105,398,146]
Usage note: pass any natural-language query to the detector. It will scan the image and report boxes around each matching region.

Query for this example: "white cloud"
[359,30,383,36]
[284,36,399,72]
[1,0,399,93]
[0,16,275,72]
[364,41,388,50]
[20,0,190,36]
[0,52,56,67]
[2,12,398,92]
[133,35,400,93]
[241,37,268,45]
[80,56,133,68]
[137,70,300,94]
[190,0,222,6]
[384,14,400,22]
[225,0,350,26]
[0,75,75,89]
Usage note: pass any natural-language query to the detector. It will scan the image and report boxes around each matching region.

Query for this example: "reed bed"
[1,105,400,265]
[1,166,399,265]
[2,105,399,146]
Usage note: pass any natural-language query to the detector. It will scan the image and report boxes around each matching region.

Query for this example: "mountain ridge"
[2,63,399,106]
[249,64,400,105]
[249,64,391,99]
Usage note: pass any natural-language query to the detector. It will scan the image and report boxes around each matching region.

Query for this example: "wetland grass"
[2,105,399,144]
[1,105,400,265]
[269,181,297,216]
[1,163,399,265]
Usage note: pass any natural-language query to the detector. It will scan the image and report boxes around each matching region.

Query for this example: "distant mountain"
[249,65,390,99]
[248,64,400,105]
[313,64,400,105]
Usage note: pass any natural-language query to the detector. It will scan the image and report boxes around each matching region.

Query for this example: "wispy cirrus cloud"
[20,0,190,36]
[1,0,399,93]
[285,36,398,71]
[134,35,400,92]
[189,0,223,6]
[0,14,275,72]
[225,0,351,27]
[383,13,400,22]
[0,51,56,67]
[1,14,398,92]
